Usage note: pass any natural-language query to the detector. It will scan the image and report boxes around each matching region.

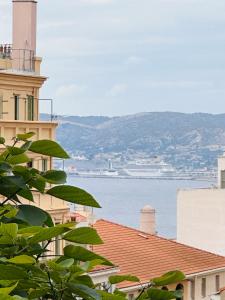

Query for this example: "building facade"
[177,155,225,256]
[0,0,70,248]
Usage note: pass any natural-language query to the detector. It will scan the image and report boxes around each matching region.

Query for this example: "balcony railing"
[0,44,35,72]
[0,44,12,59]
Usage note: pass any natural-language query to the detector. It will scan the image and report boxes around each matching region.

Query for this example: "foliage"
[0,133,185,299]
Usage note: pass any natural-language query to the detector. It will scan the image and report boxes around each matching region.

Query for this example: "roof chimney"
[140,205,156,235]
[12,0,37,71]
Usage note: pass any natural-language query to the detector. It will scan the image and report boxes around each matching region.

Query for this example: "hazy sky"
[1,0,225,116]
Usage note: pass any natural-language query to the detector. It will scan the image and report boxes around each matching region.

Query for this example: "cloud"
[55,84,87,98]
[126,56,144,65]
[143,80,214,89]
[107,84,128,97]
[0,0,8,7]
[79,0,113,5]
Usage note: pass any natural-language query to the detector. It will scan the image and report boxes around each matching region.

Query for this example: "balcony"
[0,120,58,147]
[0,44,12,59]
[0,44,35,72]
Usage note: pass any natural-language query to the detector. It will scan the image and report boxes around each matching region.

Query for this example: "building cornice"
[0,71,47,88]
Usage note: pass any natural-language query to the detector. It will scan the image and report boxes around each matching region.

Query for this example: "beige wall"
[0,71,46,121]
[0,67,68,234]
[0,58,12,70]
[177,188,225,256]
[189,271,225,300]
[122,271,225,300]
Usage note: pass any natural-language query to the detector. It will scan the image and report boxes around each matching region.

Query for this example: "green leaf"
[18,226,43,235]
[0,223,18,239]
[70,275,94,288]
[28,288,50,299]
[0,282,18,295]
[7,147,26,156]
[109,275,139,284]
[97,291,125,300]
[0,265,28,280]
[8,255,35,265]
[29,140,70,158]
[0,137,5,144]
[17,189,34,202]
[6,154,31,165]
[12,166,32,181]
[152,271,185,286]
[0,176,25,198]
[47,185,101,208]
[64,245,113,266]
[16,132,35,141]
[64,227,103,245]
[16,205,52,227]
[41,170,67,184]
[0,162,11,173]
[20,141,32,151]
[29,176,46,193]
[66,283,101,300]
[0,150,9,162]
[29,226,66,244]
[147,288,183,300]
[58,258,74,268]
[0,205,18,219]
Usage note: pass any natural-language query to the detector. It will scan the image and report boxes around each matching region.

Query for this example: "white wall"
[177,188,225,256]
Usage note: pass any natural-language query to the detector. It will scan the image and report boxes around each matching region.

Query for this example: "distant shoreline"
[68,173,216,182]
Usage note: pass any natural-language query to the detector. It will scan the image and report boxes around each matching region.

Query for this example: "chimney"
[140,205,156,235]
[12,0,37,71]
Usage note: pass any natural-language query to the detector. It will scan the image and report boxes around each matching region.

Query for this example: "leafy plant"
[0,133,185,299]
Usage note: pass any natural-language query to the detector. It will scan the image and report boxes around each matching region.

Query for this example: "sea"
[67,176,214,239]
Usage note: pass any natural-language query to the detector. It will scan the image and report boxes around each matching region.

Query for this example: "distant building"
[0,0,70,254]
[93,219,225,300]
[177,154,225,256]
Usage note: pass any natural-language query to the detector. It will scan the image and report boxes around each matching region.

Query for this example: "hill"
[41,112,225,169]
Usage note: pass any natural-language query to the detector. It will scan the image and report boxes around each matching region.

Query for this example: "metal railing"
[0,44,35,72]
[0,44,12,59]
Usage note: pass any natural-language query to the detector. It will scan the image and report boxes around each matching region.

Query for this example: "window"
[42,158,48,172]
[27,160,33,168]
[14,95,19,120]
[190,280,195,300]
[201,278,206,298]
[216,275,220,292]
[27,95,34,120]
[176,284,184,300]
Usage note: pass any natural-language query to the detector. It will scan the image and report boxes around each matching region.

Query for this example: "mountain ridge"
[41,112,225,169]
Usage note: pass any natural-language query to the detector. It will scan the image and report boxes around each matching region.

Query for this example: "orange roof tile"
[93,219,225,289]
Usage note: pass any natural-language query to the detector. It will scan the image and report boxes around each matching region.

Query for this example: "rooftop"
[93,219,225,289]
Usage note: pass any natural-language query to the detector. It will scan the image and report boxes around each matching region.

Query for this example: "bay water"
[68,176,213,238]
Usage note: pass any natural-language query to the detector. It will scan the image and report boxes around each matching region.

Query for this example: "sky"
[1,0,225,116]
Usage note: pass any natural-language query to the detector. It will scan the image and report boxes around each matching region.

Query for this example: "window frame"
[215,275,220,292]
[201,278,206,298]
[27,95,34,121]
[14,94,19,120]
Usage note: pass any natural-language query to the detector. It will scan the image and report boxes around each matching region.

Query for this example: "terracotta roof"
[93,219,225,289]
